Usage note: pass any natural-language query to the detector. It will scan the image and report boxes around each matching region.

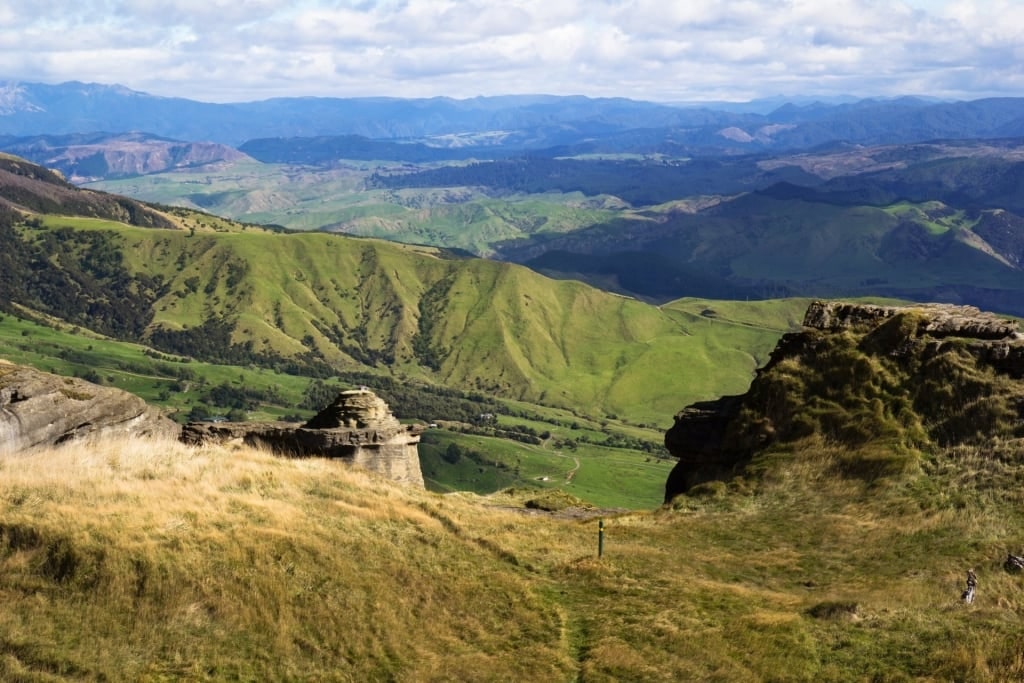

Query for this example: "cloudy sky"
[2,0,1022,103]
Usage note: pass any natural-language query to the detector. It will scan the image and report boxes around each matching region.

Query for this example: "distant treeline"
[367,157,819,206]
[240,135,508,165]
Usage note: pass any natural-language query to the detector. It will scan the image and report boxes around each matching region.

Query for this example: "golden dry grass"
[0,436,582,681]
[3,435,1024,681]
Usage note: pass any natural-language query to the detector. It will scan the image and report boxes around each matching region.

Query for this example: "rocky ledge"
[0,360,180,454]
[664,301,1024,502]
[182,389,425,488]
[1,361,424,488]
[802,300,1022,340]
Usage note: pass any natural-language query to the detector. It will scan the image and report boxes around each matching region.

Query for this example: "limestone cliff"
[181,389,425,487]
[0,360,180,454]
[664,301,1024,502]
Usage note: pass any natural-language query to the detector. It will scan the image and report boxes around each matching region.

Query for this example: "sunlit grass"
[0,436,578,680]
[15,215,801,426]
[3,434,1024,680]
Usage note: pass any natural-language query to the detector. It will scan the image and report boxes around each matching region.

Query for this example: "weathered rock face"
[802,300,1022,340]
[664,301,1024,503]
[663,395,745,499]
[181,389,425,487]
[0,360,180,454]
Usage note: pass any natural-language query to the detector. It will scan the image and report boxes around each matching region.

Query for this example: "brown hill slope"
[0,153,176,228]
[0,132,248,182]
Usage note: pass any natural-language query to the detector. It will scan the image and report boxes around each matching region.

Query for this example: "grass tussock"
[4,434,1024,680]
[0,436,577,681]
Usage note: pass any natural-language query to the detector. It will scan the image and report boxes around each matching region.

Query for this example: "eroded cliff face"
[664,301,1024,503]
[182,389,425,488]
[25,138,248,182]
[0,360,180,454]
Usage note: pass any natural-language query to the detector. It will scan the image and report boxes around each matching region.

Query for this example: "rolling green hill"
[0,153,807,427]
[6,211,802,425]
[509,191,1024,314]
[85,144,1024,317]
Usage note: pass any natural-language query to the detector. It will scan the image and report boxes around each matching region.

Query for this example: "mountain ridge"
[2,80,1023,152]
[0,132,248,181]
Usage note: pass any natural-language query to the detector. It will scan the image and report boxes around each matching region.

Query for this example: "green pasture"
[418,428,671,509]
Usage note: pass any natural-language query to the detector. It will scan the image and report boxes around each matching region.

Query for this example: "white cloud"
[0,0,1021,102]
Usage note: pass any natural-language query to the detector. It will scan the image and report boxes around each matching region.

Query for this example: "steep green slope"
[3,209,801,425]
[0,153,807,425]
[512,192,1024,313]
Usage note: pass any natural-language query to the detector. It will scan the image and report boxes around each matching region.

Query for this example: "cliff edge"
[664,301,1024,502]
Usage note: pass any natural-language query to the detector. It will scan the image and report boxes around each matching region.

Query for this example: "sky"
[1,0,1023,104]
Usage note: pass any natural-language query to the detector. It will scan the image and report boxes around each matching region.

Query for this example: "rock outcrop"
[181,389,425,487]
[801,300,1022,340]
[663,395,746,497]
[664,301,1024,502]
[0,360,180,454]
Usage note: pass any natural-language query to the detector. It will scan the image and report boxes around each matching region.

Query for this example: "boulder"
[0,359,180,454]
[181,389,425,487]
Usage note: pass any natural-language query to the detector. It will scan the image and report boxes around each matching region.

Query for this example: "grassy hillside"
[82,144,1024,313]
[2,435,1023,680]
[8,213,804,426]
[0,312,676,508]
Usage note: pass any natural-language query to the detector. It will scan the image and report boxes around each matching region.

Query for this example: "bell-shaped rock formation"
[664,301,1024,503]
[182,389,425,487]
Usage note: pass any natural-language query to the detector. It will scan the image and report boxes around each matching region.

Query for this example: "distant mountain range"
[2,80,1024,153]
[6,79,1024,319]
[485,146,1024,314]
